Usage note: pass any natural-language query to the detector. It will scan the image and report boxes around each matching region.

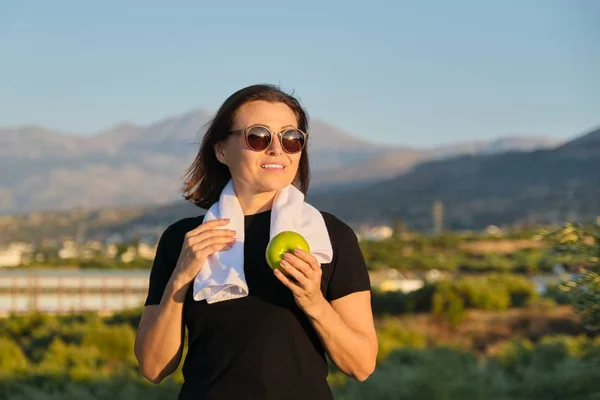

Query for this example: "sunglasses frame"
[229,124,309,154]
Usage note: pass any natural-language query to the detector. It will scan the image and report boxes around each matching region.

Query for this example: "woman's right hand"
[172,218,237,285]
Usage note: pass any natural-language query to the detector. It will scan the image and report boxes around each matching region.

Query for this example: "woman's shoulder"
[161,215,206,241]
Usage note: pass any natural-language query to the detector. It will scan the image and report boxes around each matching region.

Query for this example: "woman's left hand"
[274,249,326,317]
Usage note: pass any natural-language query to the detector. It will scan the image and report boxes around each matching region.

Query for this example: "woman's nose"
[266,134,283,155]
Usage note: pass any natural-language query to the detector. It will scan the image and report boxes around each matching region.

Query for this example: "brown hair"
[181,84,311,209]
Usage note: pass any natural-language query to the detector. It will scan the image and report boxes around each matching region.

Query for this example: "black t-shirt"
[144,209,371,400]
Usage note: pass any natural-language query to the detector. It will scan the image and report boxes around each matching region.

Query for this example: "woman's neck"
[234,186,278,216]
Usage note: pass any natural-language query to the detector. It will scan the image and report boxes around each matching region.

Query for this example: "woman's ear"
[214,142,228,165]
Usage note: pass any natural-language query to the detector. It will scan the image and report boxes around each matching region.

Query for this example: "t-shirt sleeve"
[326,218,371,301]
[144,224,181,306]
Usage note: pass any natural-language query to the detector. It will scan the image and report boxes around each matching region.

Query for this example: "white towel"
[192,179,333,304]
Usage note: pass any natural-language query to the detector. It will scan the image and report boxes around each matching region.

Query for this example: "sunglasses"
[229,124,308,154]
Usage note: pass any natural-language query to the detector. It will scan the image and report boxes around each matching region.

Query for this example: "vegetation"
[9,225,587,274]
[1,222,598,398]
[333,337,600,400]
[358,231,582,274]
[0,309,181,399]
[371,273,539,324]
[0,301,596,399]
[543,222,600,330]
[16,256,152,270]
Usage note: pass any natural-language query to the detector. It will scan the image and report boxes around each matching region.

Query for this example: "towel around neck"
[192,179,333,304]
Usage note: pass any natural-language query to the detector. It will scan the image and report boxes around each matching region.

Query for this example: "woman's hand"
[172,218,237,285]
[274,249,326,318]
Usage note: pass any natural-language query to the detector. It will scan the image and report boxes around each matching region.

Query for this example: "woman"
[134,84,378,399]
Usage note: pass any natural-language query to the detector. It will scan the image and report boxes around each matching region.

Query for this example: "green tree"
[543,222,600,330]
[0,336,29,376]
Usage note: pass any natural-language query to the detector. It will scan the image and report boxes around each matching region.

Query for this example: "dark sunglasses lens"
[281,130,305,153]
[246,127,271,151]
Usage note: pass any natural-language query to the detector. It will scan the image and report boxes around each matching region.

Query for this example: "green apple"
[265,231,310,274]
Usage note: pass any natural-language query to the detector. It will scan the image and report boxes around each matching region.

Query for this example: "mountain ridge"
[308,126,600,230]
[0,108,567,215]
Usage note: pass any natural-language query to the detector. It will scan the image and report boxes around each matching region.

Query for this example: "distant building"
[424,269,442,282]
[106,244,118,259]
[485,225,503,236]
[80,248,95,260]
[379,279,424,293]
[58,239,78,259]
[433,200,444,235]
[120,247,137,263]
[0,242,33,267]
[85,240,103,251]
[137,243,157,260]
[369,268,426,293]
[358,225,394,241]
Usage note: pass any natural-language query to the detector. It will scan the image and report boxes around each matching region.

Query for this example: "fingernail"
[283,253,292,260]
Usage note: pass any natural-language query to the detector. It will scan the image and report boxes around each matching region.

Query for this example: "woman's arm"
[134,278,188,383]
[134,218,236,383]
[307,291,377,381]
[275,249,378,381]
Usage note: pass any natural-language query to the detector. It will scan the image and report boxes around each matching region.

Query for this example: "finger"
[191,236,237,258]
[189,218,231,235]
[186,227,236,246]
[279,260,310,288]
[293,249,321,272]
[274,269,302,294]
[283,253,313,279]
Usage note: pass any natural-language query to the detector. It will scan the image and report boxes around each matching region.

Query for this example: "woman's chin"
[259,177,294,193]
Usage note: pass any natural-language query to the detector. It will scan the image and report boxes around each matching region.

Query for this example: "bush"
[36,338,108,380]
[334,347,494,400]
[544,283,572,305]
[371,274,538,323]
[334,338,600,400]
[431,282,465,325]
[370,290,407,316]
[0,376,180,400]
[543,222,600,330]
[0,336,29,376]
[81,323,137,366]
[492,274,539,307]
[455,276,510,311]
[376,318,427,361]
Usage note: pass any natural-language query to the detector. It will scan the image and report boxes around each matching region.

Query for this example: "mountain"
[308,126,600,230]
[87,129,586,237]
[0,110,384,214]
[0,108,559,215]
[311,136,560,189]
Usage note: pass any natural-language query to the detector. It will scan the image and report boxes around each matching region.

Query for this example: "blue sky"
[1,0,598,146]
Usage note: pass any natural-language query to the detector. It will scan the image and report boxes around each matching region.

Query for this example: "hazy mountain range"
[0,108,561,215]
[310,126,600,230]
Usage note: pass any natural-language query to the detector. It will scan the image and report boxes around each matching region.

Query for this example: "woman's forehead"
[234,101,298,128]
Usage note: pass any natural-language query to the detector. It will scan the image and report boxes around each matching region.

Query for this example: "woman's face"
[216,100,303,197]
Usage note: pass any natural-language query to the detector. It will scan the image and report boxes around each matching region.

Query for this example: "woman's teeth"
[261,164,284,169]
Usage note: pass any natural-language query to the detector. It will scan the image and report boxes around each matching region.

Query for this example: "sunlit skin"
[214,100,302,216]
